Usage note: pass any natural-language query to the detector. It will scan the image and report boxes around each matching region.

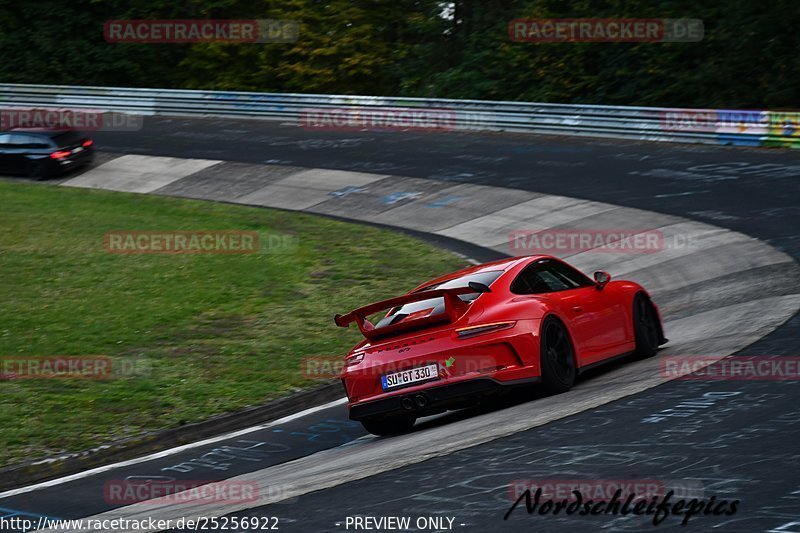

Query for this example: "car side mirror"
[468,281,492,293]
[594,271,611,290]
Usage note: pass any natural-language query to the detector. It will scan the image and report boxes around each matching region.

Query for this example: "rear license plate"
[72,146,84,153]
[381,364,439,391]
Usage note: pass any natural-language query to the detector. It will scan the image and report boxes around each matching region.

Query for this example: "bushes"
[0,0,796,107]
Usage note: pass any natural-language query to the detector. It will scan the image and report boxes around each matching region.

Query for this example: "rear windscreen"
[52,131,85,147]
[376,270,503,327]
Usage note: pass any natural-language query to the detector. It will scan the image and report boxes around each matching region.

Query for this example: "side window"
[7,134,29,147]
[536,268,573,291]
[548,260,595,288]
[510,260,593,294]
[26,135,51,149]
[511,264,554,294]
[8,134,50,149]
[0,133,11,147]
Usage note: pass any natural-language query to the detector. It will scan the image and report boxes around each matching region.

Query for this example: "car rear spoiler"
[334,286,480,340]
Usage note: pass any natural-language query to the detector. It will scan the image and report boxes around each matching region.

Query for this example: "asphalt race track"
[1,118,799,533]
[89,117,800,258]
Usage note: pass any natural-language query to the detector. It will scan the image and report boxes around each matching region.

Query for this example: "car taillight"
[345,352,365,366]
[82,139,93,147]
[50,150,71,159]
[455,321,516,339]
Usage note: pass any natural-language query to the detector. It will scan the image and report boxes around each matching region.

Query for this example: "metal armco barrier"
[0,83,797,147]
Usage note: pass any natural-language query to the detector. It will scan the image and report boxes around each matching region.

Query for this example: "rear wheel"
[27,161,47,181]
[361,414,416,436]
[633,294,660,359]
[540,317,576,394]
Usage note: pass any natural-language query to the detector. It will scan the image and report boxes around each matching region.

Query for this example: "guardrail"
[0,83,797,147]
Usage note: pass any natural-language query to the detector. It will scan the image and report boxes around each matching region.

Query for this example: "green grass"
[0,180,467,466]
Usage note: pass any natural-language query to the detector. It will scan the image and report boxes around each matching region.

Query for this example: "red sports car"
[334,255,667,436]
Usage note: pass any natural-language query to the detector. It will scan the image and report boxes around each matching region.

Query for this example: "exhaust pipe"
[401,397,415,410]
[414,394,429,408]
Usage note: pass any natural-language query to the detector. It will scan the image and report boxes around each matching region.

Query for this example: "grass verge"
[0,180,467,466]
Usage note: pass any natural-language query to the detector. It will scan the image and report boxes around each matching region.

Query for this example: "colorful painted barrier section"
[763,111,800,148]
[661,109,799,147]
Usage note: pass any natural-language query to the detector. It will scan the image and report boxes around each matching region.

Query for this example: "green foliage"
[403,0,800,107]
[0,0,797,116]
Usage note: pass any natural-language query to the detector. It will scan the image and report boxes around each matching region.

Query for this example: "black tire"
[361,414,416,436]
[633,294,660,359]
[27,161,47,181]
[540,317,576,394]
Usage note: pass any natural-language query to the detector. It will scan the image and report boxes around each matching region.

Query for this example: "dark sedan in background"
[0,129,94,179]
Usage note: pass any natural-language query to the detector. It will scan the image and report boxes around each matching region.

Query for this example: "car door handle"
[572,306,584,313]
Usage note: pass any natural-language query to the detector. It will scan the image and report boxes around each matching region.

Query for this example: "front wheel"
[540,317,576,394]
[361,414,416,436]
[633,294,660,359]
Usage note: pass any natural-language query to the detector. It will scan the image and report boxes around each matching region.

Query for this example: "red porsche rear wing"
[334,286,476,339]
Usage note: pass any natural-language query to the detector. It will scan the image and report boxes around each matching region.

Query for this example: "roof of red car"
[411,255,548,292]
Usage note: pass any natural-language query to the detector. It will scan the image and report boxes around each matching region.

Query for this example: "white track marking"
[0,398,347,499]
